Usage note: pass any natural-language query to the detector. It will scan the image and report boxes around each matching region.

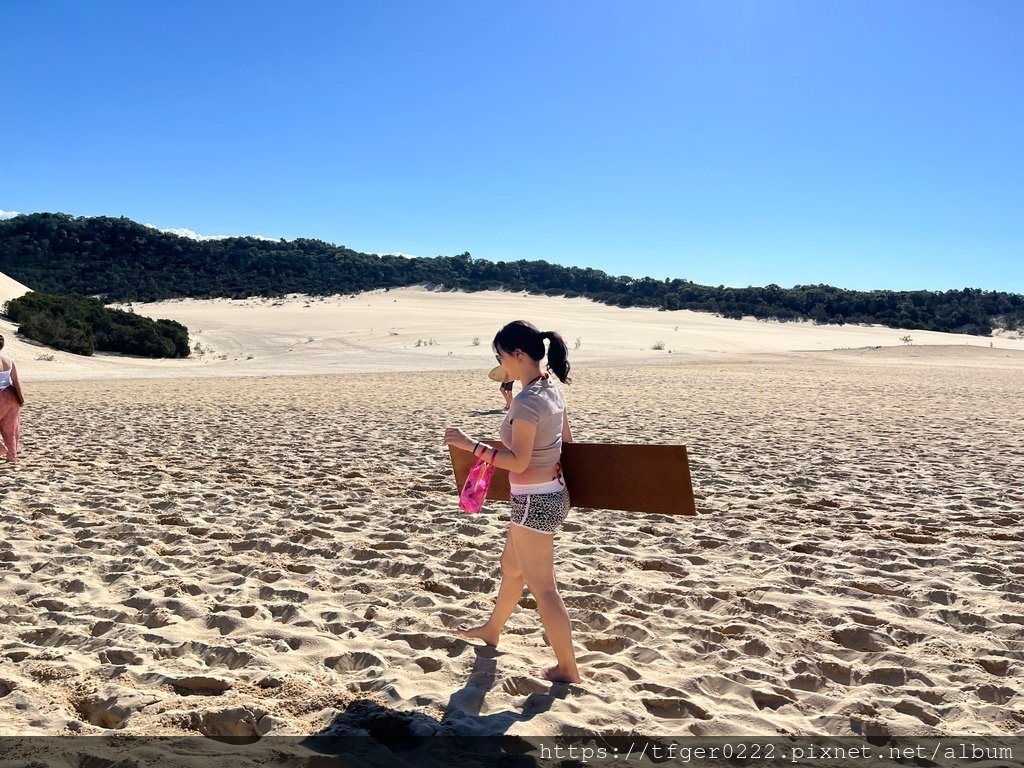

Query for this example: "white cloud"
[0,210,23,220]
[151,225,230,241]
[145,223,277,242]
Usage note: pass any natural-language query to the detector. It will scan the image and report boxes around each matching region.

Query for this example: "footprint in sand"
[638,694,711,720]
[582,635,633,654]
[414,656,443,673]
[893,699,941,726]
[923,589,957,605]
[258,586,309,603]
[818,661,855,686]
[326,651,386,675]
[166,675,233,696]
[862,666,910,686]
[742,638,771,657]
[977,684,1017,705]
[451,576,495,594]
[205,614,248,636]
[905,687,946,705]
[155,642,253,670]
[576,611,613,631]
[830,625,895,652]
[75,689,164,727]
[975,657,1013,676]
[385,632,462,655]
[787,672,824,692]
[750,688,797,710]
[935,609,990,630]
[502,676,551,696]
[98,649,144,665]
[588,660,643,681]
[380,561,427,578]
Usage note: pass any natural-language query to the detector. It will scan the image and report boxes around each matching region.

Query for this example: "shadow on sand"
[301,646,574,765]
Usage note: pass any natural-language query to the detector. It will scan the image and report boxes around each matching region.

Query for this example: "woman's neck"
[518,365,544,388]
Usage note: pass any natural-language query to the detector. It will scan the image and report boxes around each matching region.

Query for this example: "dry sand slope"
[1,353,1022,741]
[9,286,1024,382]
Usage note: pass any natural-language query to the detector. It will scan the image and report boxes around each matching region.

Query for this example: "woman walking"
[444,320,579,683]
[0,334,25,465]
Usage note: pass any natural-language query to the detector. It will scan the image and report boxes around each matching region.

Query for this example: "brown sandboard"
[448,442,697,516]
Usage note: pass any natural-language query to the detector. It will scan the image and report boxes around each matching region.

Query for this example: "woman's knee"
[526,580,560,603]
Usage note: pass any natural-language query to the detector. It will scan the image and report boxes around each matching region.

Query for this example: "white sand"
[0,271,30,307]
[1,277,1022,746]
[5,285,1023,382]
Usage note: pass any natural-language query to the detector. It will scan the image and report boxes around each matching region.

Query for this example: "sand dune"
[0,271,30,306]
[6,286,1024,383]
[0,287,1021,753]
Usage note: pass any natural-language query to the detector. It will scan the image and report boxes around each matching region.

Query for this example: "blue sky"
[2,1,1022,292]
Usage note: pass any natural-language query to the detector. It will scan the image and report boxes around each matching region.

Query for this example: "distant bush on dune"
[1,212,1023,337]
[3,292,189,358]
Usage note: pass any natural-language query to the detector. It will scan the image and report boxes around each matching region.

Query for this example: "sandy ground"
[0,282,1022,754]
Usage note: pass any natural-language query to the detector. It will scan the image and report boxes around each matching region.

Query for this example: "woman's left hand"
[444,427,475,452]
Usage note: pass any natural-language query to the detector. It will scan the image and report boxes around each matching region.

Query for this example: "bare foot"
[457,623,500,647]
[530,664,581,684]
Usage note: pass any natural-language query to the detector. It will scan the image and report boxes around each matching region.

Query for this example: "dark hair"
[0,334,4,351]
[492,320,572,384]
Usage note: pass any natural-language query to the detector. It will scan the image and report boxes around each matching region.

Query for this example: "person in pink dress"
[0,334,25,465]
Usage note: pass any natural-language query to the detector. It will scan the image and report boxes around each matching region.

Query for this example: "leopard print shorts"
[509,488,570,534]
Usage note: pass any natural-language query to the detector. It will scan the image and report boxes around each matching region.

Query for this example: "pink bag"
[459,458,495,514]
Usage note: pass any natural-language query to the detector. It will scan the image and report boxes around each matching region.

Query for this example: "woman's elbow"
[510,456,532,474]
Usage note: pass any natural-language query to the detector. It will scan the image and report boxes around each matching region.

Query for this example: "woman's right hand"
[444,427,474,453]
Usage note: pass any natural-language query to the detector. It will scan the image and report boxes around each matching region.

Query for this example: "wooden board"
[448,442,697,516]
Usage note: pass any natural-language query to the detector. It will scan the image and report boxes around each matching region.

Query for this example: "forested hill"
[2,212,1022,337]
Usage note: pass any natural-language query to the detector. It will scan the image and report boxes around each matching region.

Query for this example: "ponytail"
[493,321,573,385]
[542,331,572,384]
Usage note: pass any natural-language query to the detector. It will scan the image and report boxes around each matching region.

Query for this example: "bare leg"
[458,531,524,646]
[0,395,17,464]
[509,525,580,683]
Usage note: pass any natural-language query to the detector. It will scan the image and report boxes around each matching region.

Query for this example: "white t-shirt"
[499,376,564,467]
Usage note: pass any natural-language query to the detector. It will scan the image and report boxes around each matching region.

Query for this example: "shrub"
[3,292,189,358]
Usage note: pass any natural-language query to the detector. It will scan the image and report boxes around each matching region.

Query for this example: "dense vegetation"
[3,292,189,358]
[2,212,1022,336]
